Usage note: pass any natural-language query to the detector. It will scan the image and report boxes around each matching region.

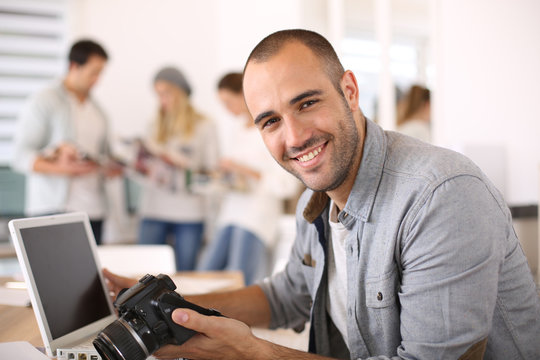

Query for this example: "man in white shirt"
[12,40,120,244]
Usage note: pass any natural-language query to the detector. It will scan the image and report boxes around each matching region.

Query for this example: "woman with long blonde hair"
[137,66,219,270]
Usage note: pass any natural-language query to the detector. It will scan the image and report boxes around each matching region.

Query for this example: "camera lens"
[93,318,149,360]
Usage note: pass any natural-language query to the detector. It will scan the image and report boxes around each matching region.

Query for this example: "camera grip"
[157,292,222,345]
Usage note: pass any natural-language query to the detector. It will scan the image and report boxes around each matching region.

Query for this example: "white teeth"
[298,146,322,163]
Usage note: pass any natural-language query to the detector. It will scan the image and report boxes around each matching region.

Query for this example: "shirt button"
[377,292,383,301]
[343,212,348,218]
[349,246,354,255]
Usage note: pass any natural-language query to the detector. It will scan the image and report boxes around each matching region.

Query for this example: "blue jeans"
[138,218,203,271]
[197,225,267,285]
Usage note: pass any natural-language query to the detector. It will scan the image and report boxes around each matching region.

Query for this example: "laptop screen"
[20,222,111,339]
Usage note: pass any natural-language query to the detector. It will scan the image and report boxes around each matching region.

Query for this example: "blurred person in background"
[135,66,219,271]
[396,84,431,143]
[11,39,122,244]
[197,72,299,284]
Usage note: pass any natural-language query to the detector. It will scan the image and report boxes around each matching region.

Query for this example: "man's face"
[70,55,106,95]
[243,42,361,193]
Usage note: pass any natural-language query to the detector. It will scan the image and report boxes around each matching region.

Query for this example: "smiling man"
[105,29,540,360]
[244,37,363,209]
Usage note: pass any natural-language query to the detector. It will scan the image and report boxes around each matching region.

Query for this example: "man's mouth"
[296,144,324,163]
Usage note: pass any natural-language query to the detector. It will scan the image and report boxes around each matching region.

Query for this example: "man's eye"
[262,117,280,129]
[301,100,318,109]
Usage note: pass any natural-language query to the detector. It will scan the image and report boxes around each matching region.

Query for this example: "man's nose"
[283,115,310,148]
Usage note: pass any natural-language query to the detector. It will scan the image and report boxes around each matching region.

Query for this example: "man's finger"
[102,268,137,292]
[102,268,121,286]
[172,308,215,334]
[102,268,117,280]
[103,268,131,284]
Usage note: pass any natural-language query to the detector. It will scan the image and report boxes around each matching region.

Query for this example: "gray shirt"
[11,81,110,215]
[259,119,540,359]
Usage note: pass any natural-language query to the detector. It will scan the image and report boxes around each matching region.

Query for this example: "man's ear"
[68,61,80,72]
[340,70,360,111]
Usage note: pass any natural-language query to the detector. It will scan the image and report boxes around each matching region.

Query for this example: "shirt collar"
[303,119,387,224]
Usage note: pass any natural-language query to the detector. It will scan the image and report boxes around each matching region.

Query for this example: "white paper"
[0,341,49,359]
[0,287,30,307]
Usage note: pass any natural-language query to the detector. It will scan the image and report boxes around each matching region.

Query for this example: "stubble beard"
[279,104,360,192]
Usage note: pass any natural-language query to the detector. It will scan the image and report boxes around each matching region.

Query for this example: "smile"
[296,145,324,163]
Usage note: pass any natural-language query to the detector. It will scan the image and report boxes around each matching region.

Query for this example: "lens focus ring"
[94,320,147,360]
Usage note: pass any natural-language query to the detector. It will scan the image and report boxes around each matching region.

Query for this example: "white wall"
[66,0,328,155]
[432,0,540,204]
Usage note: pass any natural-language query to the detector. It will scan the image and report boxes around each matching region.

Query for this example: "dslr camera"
[93,273,221,360]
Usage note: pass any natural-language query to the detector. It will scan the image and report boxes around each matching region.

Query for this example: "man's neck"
[326,113,366,211]
[63,78,88,103]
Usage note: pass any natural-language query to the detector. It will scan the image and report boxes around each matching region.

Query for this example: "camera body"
[93,273,221,360]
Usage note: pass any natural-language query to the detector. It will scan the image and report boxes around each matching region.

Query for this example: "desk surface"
[0,271,244,347]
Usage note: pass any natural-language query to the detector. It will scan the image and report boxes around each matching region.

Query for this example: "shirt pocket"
[365,269,398,308]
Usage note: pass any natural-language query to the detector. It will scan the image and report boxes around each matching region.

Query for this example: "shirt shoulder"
[382,131,508,217]
[384,131,483,184]
[26,82,68,110]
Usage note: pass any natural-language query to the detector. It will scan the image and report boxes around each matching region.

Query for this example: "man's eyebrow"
[254,110,276,126]
[289,90,322,106]
[253,90,323,126]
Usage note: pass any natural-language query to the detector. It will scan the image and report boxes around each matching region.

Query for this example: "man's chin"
[300,168,352,192]
[299,177,339,193]
[283,164,343,192]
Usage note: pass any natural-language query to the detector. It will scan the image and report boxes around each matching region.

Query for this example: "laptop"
[8,212,116,359]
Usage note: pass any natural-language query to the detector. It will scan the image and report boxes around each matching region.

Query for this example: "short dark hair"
[217,72,243,94]
[68,39,108,65]
[244,29,345,92]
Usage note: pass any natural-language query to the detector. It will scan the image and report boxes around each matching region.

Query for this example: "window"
[0,0,67,164]
[341,37,427,120]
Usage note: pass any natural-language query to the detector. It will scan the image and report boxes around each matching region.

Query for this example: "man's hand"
[34,142,100,176]
[102,160,124,178]
[54,143,100,175]
[154,308,263,360]
[154,308,334,360]
[102,268,137,303]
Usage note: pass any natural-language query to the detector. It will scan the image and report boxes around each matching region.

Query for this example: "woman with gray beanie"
[135,66,219,270]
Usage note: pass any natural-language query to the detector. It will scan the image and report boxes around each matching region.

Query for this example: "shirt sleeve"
[11,94,52,173]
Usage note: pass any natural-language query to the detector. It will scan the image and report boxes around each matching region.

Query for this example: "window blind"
[0,0,67,164]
